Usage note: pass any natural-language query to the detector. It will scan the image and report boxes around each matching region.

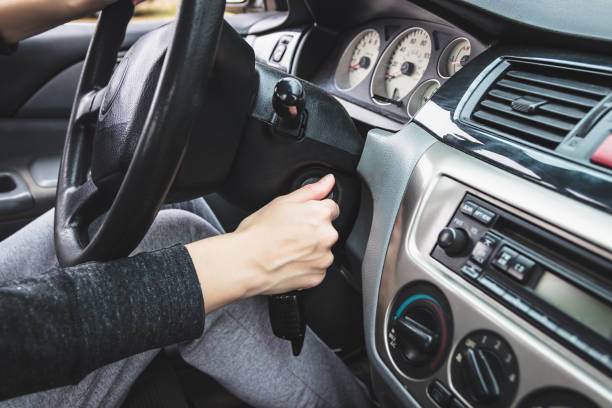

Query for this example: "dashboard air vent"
[470,61,612,149]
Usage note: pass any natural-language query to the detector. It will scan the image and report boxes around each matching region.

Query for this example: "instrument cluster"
[327,20,485,123]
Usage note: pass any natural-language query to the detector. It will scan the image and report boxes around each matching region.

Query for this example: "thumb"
[284,174,335,203]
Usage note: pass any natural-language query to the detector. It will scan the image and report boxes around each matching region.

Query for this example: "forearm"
[0,245,204,401]
[0,0,115,44]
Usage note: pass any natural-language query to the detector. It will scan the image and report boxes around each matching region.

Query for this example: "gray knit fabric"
[0,244,203,401]
[0,199,371,408]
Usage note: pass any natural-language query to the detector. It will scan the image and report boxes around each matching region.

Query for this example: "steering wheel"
[55,0,225,266]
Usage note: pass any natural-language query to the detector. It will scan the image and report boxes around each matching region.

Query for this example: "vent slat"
[506,70,611,98]
[488,89,520,102]
[538,104,586,121]
[473,110,564,146]
[497,79,599,109]
[489,88,588,122]
[480,99,575,132]
[470,61,612,150]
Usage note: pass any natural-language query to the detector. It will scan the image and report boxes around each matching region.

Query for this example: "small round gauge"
[438,37,471,78]
[407,79,440,117]
[371,27,432,106]
[334,29,381,91]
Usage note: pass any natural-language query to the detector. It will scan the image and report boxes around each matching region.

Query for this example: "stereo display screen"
[534,272,612,340]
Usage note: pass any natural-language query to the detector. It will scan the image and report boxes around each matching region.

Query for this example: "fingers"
[318,198,340,221]
[283,174,335,203]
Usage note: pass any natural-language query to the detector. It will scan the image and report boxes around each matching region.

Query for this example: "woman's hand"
[234,173,340,295]
[186,175,340,313]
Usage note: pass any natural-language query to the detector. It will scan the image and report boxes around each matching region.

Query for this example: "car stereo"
[431,193,612,376]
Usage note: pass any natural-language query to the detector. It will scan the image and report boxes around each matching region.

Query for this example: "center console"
[359,125,612,408]
[432,194,611,379]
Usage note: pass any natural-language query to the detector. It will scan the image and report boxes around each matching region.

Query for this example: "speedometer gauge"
[335,29,380,90]
[371,27,431,105]
[438,37,471,77]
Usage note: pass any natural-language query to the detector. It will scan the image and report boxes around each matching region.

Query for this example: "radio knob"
[437,227,470,256]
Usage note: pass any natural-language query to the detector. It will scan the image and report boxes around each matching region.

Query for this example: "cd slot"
[494,211,612,301]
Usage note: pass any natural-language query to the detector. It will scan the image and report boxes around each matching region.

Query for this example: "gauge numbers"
[407,79,440,117]
[371,27,431,105]
[438,37,471,77]
[335,29,380,90]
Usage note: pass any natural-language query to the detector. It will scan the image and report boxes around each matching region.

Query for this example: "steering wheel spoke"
[74,88,107,124]
[62,178,98,222]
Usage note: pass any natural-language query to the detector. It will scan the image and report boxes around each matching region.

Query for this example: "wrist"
[220,230,269,299]
[186,231,263,313]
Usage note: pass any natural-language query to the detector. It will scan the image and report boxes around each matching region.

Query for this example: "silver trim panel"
[360,125,612,406]
[358,124,436,406]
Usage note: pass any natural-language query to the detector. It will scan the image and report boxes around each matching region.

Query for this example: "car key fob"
[268,291,305,356]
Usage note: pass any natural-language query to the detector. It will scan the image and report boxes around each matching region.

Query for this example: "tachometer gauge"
[371,27,431,106]
[407,79,439,117]
[438,37,471,77]
[334,29,380,90]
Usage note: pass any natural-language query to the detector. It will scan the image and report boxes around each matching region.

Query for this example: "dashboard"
[243,2,612,407]
[310,19,486,124]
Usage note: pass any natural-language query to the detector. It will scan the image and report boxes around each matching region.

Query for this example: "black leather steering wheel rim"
[55,0,226,267]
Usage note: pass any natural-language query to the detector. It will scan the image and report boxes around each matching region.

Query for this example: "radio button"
[526,308,556,331]
[479,277,506,297]
[556,327,577,343]
[540,317,558,332]
[586,347,608,365]
[460,200,479,216]
[493,247,518,271]
[571,336,591,354]
[507,255,535,282]
[471,234,499,265]
[461,264,481,279]
[501,291,531,314]
[473,207,496,225]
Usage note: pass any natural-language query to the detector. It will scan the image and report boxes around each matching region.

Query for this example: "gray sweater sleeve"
[0,244,204,401]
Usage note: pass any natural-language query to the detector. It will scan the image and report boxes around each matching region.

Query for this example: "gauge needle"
[349,62,361,71]
[384,70,402,79]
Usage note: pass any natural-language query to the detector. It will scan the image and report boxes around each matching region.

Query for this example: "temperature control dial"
[451,330,519,408]
[387,283,453,379]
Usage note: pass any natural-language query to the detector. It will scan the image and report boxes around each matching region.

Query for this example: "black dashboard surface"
[441,0,612,42]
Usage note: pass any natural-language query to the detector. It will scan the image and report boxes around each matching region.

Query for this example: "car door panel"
[0,21,165,239]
